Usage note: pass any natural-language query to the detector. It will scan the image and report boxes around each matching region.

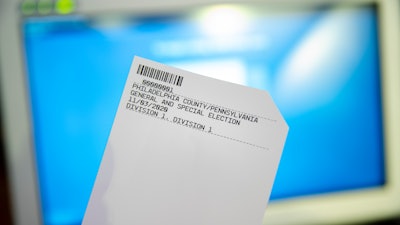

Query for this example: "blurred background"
[1,0,400,224]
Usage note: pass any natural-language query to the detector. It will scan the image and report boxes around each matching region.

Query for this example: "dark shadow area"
[0,105,13,225]
[365,217,400,225]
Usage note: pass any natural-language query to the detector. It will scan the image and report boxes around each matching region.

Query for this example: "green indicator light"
[38,0,53,15]
[56,0,75,14]
[21,0,36,16]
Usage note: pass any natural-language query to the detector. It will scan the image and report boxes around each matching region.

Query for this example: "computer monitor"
[1,0,400,225]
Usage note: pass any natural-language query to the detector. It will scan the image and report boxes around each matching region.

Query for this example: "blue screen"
[23,4,384,225]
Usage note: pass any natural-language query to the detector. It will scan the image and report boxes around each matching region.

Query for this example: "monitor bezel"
[1,0,399,225]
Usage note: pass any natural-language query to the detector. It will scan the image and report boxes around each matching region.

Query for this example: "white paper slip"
[83,56,289,225]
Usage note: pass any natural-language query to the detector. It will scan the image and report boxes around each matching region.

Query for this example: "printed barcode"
[137,64,183,86]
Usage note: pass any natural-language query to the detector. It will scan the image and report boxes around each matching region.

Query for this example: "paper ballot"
[83,56,288,225]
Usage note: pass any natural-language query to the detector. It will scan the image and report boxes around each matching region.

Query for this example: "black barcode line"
[137,64,183,87]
